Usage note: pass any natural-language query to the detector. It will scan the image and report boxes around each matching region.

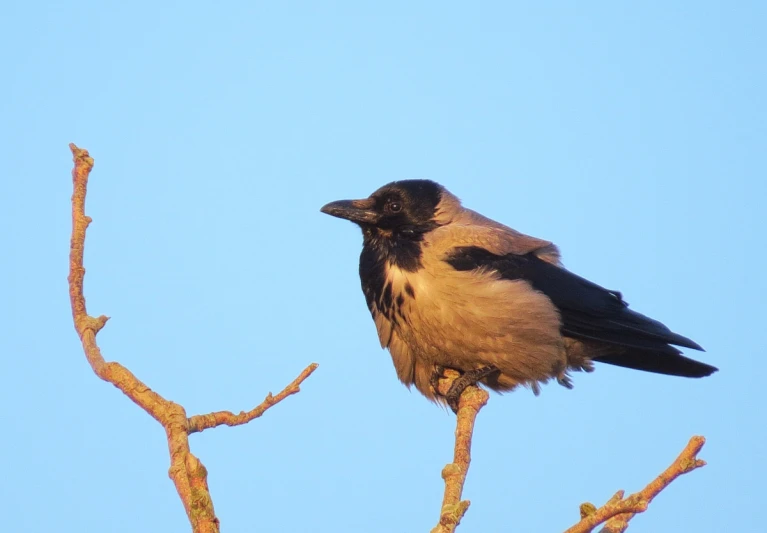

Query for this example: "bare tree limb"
[67,144,317,532]
[431,369,490,533]
[187,363,318,434]
[565,436,707,533]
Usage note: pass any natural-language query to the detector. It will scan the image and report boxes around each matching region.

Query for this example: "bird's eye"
[388,201,402,213]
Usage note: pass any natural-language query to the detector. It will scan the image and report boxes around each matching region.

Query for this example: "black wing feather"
[445,246,717,378]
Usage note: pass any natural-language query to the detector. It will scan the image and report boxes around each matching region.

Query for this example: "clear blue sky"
[2,2,764,532]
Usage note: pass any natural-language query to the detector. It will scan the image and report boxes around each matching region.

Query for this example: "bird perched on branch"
[321,180,717,411]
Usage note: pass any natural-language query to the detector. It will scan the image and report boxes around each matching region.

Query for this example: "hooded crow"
[321,179,716,410]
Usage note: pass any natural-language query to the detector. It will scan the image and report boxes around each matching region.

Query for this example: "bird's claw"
[430,365,447,395]
[445,365,497,414]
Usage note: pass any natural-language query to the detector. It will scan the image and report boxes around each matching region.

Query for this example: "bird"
[321,179,717,411]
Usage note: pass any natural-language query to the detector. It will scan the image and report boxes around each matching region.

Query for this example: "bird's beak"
[320,198,380,225]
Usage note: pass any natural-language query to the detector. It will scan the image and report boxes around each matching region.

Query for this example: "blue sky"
[2,2,765,531]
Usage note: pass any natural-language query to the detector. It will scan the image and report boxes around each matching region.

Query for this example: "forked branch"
[565,436,707,533]
[68,144,317,533]
[423,364,705,533]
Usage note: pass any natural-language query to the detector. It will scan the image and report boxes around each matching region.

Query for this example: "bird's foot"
[429,365,447,396]
[445,365,497,414]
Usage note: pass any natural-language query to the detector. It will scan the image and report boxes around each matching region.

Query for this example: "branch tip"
[580,502,597,518]
[565,436,708,533]
[187,362,319,434]
[69,143,94,168]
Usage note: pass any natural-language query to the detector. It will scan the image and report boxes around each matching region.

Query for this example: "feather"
[444,245,717,378]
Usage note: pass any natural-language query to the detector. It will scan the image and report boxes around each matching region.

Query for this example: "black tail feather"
[594,350,718,378]
[562,308,705,353]
[442,246,718,378]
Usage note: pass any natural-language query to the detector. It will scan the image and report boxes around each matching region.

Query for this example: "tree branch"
[431,369,490,533]
[187,362,318,434]
[67,144,317,532]
[565,436,707,533]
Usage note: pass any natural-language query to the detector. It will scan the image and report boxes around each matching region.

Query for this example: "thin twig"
[188,363,318,433]
[431,369,490,533]
[67,144,317,533]
[565,436,707,533]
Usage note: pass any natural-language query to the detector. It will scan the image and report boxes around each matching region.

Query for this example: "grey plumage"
[321,179,717,405]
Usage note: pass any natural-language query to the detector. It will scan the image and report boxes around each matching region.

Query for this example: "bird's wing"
[442,208,562,264]
[443,245,703,353]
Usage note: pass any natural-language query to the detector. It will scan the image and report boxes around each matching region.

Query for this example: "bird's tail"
[593,350,718,378]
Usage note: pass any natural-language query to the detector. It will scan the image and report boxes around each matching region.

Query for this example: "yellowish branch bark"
[187,363,318,434]
[565,436,707,533]
[431,369,490,533]
[68,144,317,532]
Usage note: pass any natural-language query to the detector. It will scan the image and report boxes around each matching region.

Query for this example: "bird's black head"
[321,179,445,272]
[320,179,444,236]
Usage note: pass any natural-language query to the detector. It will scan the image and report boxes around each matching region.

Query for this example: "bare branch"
[565,436,707,533]
[187,363,319,433]
[67,144,317,532]
[431,369,490,533]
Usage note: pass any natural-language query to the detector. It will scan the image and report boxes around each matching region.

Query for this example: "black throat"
[358,226,430,314]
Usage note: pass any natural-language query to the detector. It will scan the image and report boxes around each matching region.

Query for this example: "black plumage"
[445,246,715,378]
